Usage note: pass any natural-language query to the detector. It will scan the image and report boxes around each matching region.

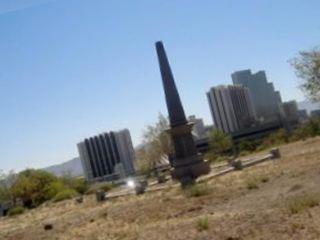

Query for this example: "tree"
[291,117,320,141]
[238,139,256,153]
[208,129,232,156]
[291,47,320,101]
[136,113,172,174]
[0,170,16,202]
[263,129,289,147]
[11,169,58,207]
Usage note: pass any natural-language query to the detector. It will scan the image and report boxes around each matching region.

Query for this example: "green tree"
[238,139,256,153]
[0,170,16,202]
[137,113,172,174]
[291,117,320,140]
[11,169,58,207]
[208,129,232,156]
[291,47,320,101]
[263,129,289,147]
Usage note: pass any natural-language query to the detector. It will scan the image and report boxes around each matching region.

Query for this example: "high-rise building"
[311,109,320,118]
[77,129,135,182]
[282,100,299,125]
[188,115,206,139]
[207,85,256,134]
[231,70,282,124]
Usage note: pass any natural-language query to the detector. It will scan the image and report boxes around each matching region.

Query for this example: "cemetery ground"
[1,137,320,240]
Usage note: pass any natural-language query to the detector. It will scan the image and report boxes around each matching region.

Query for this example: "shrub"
[184,183,210,197]
[291,118,320,141]
[263,129,288,148]
[197,217,209,231]
[11,169,58,207]
[8,206,25,216]
[99,183,114,192]
[85,182,114,195]
[238,140,256,153]
[239,150,250,157]
[260,176,269,183]
[67,178,89,194]
[208,129,232,156]
[287,194,320,214]
[246,178,259,190]
[53,189,77,203]
[44,181,68,199]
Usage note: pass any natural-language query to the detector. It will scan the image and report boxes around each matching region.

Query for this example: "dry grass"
[287,194,320,214]
[183,183,211,197]
[1,137,320,240]
[196,216,209,231]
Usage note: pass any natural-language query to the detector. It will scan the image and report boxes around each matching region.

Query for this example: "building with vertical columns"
[77,129,135,182]
[207,85,256,134]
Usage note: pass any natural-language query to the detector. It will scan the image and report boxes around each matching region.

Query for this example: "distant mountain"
[43,157,83,177]
[298,100,320,113]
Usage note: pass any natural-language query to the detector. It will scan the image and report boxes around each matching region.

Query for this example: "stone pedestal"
[167,123,210,183]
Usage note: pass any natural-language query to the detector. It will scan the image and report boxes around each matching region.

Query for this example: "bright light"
[127,179,135,188]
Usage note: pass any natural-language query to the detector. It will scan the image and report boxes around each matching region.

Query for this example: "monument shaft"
[155,41,210,183]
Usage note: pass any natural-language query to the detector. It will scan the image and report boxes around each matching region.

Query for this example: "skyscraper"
[188,115,206,139]
[282,100,299,124]
[207,85,256,134]
[77,129,135,182]
[231,70,282,124]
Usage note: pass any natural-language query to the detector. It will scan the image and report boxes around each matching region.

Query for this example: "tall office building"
[77,129,135,182]
[188,115,206,139]
[231,70,282,124]
[207,85,256,134]
[282,100,299,124]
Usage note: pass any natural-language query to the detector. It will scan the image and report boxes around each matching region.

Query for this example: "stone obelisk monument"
[155,41,210,185]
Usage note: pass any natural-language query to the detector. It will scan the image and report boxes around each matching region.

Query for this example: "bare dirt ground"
[1,137,320,240]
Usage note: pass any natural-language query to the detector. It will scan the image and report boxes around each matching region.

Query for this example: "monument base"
[171,155,210,184]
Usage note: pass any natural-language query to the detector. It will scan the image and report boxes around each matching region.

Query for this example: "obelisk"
[155,41,210,185]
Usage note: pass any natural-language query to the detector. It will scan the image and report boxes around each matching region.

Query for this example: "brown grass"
[1,137,320,240]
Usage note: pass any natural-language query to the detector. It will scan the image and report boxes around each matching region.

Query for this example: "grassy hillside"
[1,138,320,240]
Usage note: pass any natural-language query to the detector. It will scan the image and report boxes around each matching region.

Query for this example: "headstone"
[155,41,210,185]
[0,202,12,217]
[0,205,5,217]
[135,179,148,195]
[95,190,106,202]
[229,159,243,170]
[270,148,281,159]
[157,173,167,184]
[75,196,83,204]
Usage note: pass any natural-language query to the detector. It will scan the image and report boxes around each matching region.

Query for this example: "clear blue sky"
[0,0,319,172]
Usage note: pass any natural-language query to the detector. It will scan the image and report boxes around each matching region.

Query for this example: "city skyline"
[1,0,319,172]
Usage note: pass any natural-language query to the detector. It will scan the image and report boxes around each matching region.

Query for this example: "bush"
[238,140,256,153]
[263,129,288,148]
[246,178,259,190]
[184,183,210,197]
[8,206,25,216]
[45,181,68,199]
[85,182,114,195]
[287,194,320,214]
[11,169,58,207]
[208,129,232,156]
[53,189,77,203]
[61,175,89,194]
[260,176,269,183]
[291,118,320,141]
[99,183,114,192]
[197,217,209,231]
